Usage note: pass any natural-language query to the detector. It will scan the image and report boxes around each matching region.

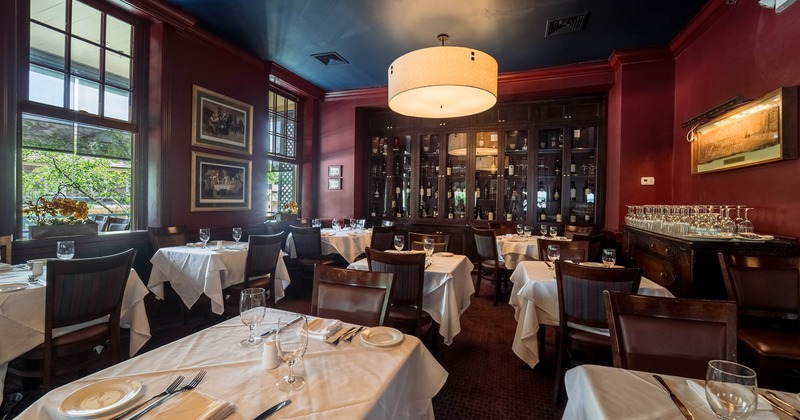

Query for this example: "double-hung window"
[266,84,300,217]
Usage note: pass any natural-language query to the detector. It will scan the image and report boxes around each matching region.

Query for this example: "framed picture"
[192,85,253,155]
[191,151,252,211]
[328,165,342,177]
[691,87,798,174]
[328,178,342,190]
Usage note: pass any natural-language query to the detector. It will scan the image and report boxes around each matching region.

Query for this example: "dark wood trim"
[608,46,674,72]
[670,0,733,56]
[268,62,325,101]
[0,0,20,236]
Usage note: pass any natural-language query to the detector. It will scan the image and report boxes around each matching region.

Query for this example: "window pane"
[21,113,73,153]
[71,0,101,43]
[30,23,65,69]
[103,86,131,121]
[71,37,100,80]
[286,99,296,114]
[105,51,130,88]
[105,15,132,56]
[69,76,99,114]
[266,160,296,216]
[76,122,132,159]
[29,65,65,106]
[31,0,66,30]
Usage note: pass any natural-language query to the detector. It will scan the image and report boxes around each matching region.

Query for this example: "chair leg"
[475,264,482,297]
[552,330,565,406]
[538,324,547,361]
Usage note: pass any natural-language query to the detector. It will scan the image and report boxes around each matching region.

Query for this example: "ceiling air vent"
[544,12,589,38]
[311,52,349,66]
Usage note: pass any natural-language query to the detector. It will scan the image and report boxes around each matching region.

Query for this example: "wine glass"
[239,288,266,348]
[516,224,524,236]
[232,227,242,243]
[549,226,558,238]
[423,238,435,258]
[540,224,548,238]
[332,218,340,230]
[199,228,210,248]
[546,245,560,270]
[56,240,75,260]
[349,218,357,230]
[311,218,321,228]
[394,235,405,251]
[523,226,532,237]
[705,360,757,420]
[737,208,754,234]
[601,248,617,268]
[276,315,308,391]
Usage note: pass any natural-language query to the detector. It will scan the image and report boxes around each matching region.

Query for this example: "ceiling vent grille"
[311,52,349,66]
[544,12,589,38]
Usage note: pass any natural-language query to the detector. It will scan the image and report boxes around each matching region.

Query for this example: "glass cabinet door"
[566,126,598,225]
[502,129,528,223]
[473,130,499,222]
[536,128,564,224]
[418,133,441,220]
[368,136,388,218]
[445,132,468,220]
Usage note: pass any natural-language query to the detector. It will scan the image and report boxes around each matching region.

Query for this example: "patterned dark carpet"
[3,274,567,419]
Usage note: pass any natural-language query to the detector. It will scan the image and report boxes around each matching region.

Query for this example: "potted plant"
[23,184,98,239]
[281,200,300,222]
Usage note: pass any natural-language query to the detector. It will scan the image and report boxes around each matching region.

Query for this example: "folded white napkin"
[0,263,12,272]
[307,318,342,341]
[686,379,778,419]
[149,391,235,420]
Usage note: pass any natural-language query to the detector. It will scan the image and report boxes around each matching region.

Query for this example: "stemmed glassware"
[276,315,308,392]
[349,218,357,230]
[601,248,616,268]
[394,235,405,251]
[423,238,435,259]
[546,245,560,270]
[705,360,757,419]
[516,224,524,236]
[332,218,340,230]
[540,225,548,238]
[239,288,266,348]
[199,228,210,248]
[56,240,75,260]
[737,208,754,234]
[523,226,532,237]
[549,226,558,239]
[232,227,242,243]
[311,218,321,228]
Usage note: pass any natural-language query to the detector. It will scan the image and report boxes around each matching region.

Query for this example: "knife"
[253,400,291,420]
[261,315,303,337]
[653,375,694,420]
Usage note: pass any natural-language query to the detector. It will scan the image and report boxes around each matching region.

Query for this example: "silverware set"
[110,375,184,420]
[761,390,800,420]
[329,326,363,346]
[120,370,206,420]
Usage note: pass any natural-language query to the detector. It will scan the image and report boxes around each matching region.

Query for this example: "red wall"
[672,1,800,237]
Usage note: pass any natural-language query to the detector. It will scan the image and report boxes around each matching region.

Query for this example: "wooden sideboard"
[622,226,798,299]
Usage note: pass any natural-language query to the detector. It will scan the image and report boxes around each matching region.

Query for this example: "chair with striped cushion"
[222,233,284,316]
[552,260,642,404]
[8,249,136,391]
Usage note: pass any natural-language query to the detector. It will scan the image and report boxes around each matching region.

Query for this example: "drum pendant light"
[388,34,498,119]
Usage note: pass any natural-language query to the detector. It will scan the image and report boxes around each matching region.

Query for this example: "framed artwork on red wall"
[192,85,253,155]
[191,151,252,211]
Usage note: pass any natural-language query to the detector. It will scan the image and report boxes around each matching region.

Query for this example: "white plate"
[59,378,143,417]
[361,326,404,347]
[0,282,28,293]
[435,252,454,257]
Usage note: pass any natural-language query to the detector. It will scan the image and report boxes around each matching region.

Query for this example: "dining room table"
[348,251,475,346]
[16,308,449,419]
[148,242,291,315]
[564,364,798,419]
[0,264,151,406]
[286,227,372,264]
[508,260,674,368]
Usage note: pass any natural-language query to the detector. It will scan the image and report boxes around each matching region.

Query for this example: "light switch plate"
[641,177,655,186]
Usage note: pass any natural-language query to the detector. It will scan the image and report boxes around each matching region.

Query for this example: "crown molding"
[268,62,326,101]
[671,0,733,56]
[608,46,674,71]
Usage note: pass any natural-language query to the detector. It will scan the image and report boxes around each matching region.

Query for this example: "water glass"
[549,226,558,238]
[523,226,532,237]
[394,235,405,251]
[332,218,340,230]
[239,288,266,348]
[349,218,357,229]
[56,240,75,260]
[311,218,321,228]
[516,224,524,236]
[705,360,757,419]
[232,227,242,243]
[276,315,308,391]
[601,248,617,268]
[199,228,211,248]
[540,225,548,237]
[546,244,560,270]
[423,238,435,257]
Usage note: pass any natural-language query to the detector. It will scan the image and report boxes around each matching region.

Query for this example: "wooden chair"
[0,234,12,263]
[552,260,642,404]
[564,224,594,239]
[369,226,396,252]
[409,232,450,253]
[604,290,737,379]
[311,264,395,327]
[93,215,108,233]
[570,233,605,262]
[147,225,188,251]
[366,247,437,352]
[472,227,509,305]
[537,238,590,263]
[222,234,284,316]
[107,221,130,231]
[264,220,290,250]
[8,249,136,391]
[104,216,129,232]
[718,253,800,389]
[289,226,338,265]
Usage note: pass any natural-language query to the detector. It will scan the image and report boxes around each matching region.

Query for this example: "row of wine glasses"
[239,287,309,392]
[197,227,244,248]
[544,245,616,270]
[624,205,756,238]
[506,224,561,238]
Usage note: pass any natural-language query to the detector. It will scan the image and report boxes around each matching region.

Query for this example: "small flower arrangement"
[23,184,92,226]
[282,200,300,215]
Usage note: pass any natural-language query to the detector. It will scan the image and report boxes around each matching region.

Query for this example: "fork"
[344,327,364,344]
[126,371,206,420]
[110,376,184,420]
[330,327,356,346]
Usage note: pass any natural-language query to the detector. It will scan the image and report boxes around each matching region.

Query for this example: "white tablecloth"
[148,244,291,315]
[508,261,673,368]
[349,253,475,345]
[564,364,794,420]
[287,228,373,263]
[17,309,449,420]
[0,267,150,405]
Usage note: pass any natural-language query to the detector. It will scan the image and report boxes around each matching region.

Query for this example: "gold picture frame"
[191,151,252,212]
[691,86,798,174]
[191,85,253,155]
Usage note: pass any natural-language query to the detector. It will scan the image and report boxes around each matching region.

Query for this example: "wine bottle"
[446,159,452,176]
[484,182,489,199]
[508,157,515,176]
[474,205,482,220]
[420,183,425,198]
[570,157,576,174]
[556,209,562,223]
[426,182,432,198]
[370,206,377,217]
[374,187,380,198]
[395,183,401,196]
[522,137,528,151]
[434,187,439,200]
[554,159,561,176]
[553,183,561,201]
[505,207,512,221]
[432,205,439,218]
[539,209,547,221]
[447,183,453,199]
[570,181,577,200]
[475,183,481,199]
[487,207,495,221]
[570,208,577,223]
[435,161,440,175]
[448,205,455,219]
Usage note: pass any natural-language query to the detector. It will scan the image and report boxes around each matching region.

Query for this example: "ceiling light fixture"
[387,34,498,119]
